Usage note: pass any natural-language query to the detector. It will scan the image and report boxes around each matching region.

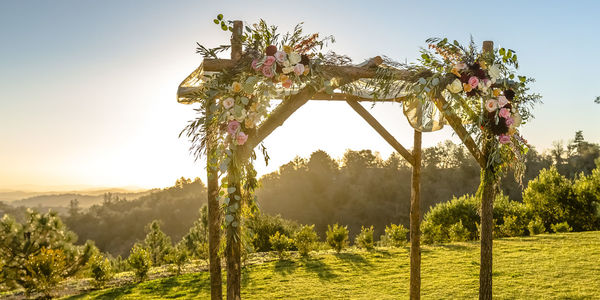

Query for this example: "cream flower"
[288,52,301,65]
[222,97,235,109]
[274,51,287,63]
[485,99,498,112]
[282,66,294,74]
[231,82,242,93]
[497,95,509,107]
[488,64,501,82]
[446,79,463,93]
[293,63,305,76]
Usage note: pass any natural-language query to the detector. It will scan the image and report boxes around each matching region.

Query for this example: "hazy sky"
[1,1,598,190]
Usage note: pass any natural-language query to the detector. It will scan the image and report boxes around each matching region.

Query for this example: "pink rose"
[227,120,240,135]
[505,116,515,126]
[468,76,479,89]
[236,132,248,145]
[293,63,305,76]
[262,65,274,78]
[499,108,511,119]
[251,59,260,71]
[263,56,276,66]
[499,134,511,144]
[485,99,498,112]
[497,95,509,107]
[282,79,292,89]
[274,51,287,63]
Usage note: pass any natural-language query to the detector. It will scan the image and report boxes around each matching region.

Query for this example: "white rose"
[446,78,463,93]
[488,64,501,82]
[222,97,235,109]
[282,67,294,74]
[288,52,301,65]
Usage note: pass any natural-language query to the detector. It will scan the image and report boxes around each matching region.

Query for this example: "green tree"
[293,224,318,256]
[143,220,173,266]
[180,206,209,261]
[0,211,94,295]
[355,226,374,250]
[269,231,292,259]
[128,244,152,282]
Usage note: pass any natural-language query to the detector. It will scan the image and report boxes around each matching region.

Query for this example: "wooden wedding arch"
[177,21,497,300]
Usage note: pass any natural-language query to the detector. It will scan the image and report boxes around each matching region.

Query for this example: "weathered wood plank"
[345,98,415,166]
[409,129,422,300]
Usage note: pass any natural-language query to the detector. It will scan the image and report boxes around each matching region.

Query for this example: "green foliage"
[90,256,114,289]
[23,247,67,298]
[293,224,318,256]
[269,231,292,259]
[354,226,374,250]
[325,224,348,253]
[166,244,189,275]
[528,217,546,235]
[247,213,298,252]
[499,215,524,237]
[0,210,94,295]
[448,220,470,242]
[128,244,152,282]
[524,166,599,231]
[143,220,173,266]
[381,224,409,247]
[420,194,479,243]
[551,222,573,233]
[180,206,209,262]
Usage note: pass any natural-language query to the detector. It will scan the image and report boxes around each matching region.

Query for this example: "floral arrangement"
[390,38,540,181]
[183,15,336,231]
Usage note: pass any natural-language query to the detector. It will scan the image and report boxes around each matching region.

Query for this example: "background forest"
[2,131,597,257]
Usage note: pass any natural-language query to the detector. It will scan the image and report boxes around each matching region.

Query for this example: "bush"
[166,244,189,275]
[420,194,479,243]
[269,231,292,259]
[355,226,374,250]
[499,215,525,237]
[143,220,173,266]
[528,217,546,235]
[128,244,152,282]
[551,222,573,233]
[382,224,409,247]
[23,247,67,298]
[294,225,318,256]
[246,213,298,252]
[421,223,447,244]
[572,168,600,230]
[90,257,114,289]
[326,224,348,253]
[448,220,470,242]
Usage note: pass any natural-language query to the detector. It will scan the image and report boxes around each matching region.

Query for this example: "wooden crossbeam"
[346,98,415,166]
[433,97,485,168]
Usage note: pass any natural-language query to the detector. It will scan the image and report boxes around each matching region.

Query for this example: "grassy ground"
[65,231,600,299]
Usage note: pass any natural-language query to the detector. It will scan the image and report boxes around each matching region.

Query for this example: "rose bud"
[265,45,277,56]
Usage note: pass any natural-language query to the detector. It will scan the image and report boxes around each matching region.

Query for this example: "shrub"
[551,222,573,233]
[23,247,67,298]
[499,215,525,237]
[572,169,600,230]
[128,244,152,282]
[246,213,299,252]
[166,244,189,275]
[355,226,375,250]
[421,223,447,244]
[90,257,114,289]
[269,231,292,259]
[448,220,470,242]
[294,225,318,256]
[326,224,348,253]
[528,217,546,235]
[382,224,409,247]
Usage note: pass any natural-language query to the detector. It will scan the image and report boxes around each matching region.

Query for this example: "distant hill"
[8,190,154,208]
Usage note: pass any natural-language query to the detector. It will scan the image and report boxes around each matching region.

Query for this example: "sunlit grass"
[65,231,600,299]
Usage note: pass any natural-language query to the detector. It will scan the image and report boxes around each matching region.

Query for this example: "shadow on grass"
[300,257,337,281]
[334,252,373,272]
[437,244,471,251]
[273,259,297,276]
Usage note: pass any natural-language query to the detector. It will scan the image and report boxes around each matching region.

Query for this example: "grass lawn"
[64,231,600,299]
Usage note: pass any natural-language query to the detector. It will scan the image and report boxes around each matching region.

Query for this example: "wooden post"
[226,20,243,300]
[409,129,422,300]
[479,40,496,300]
[206,119,223,299]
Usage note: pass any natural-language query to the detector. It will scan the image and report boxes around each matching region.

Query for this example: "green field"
[65,231,600,299]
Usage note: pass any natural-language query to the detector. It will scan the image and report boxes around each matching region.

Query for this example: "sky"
[1,0,599,191]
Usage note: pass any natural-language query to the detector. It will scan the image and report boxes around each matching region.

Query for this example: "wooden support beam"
[345,98,415,166]
[226,20,243,300]
[206,109,223,300]
[409,129,422,300]
[433,97,485,168]
[479,40,496,300]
